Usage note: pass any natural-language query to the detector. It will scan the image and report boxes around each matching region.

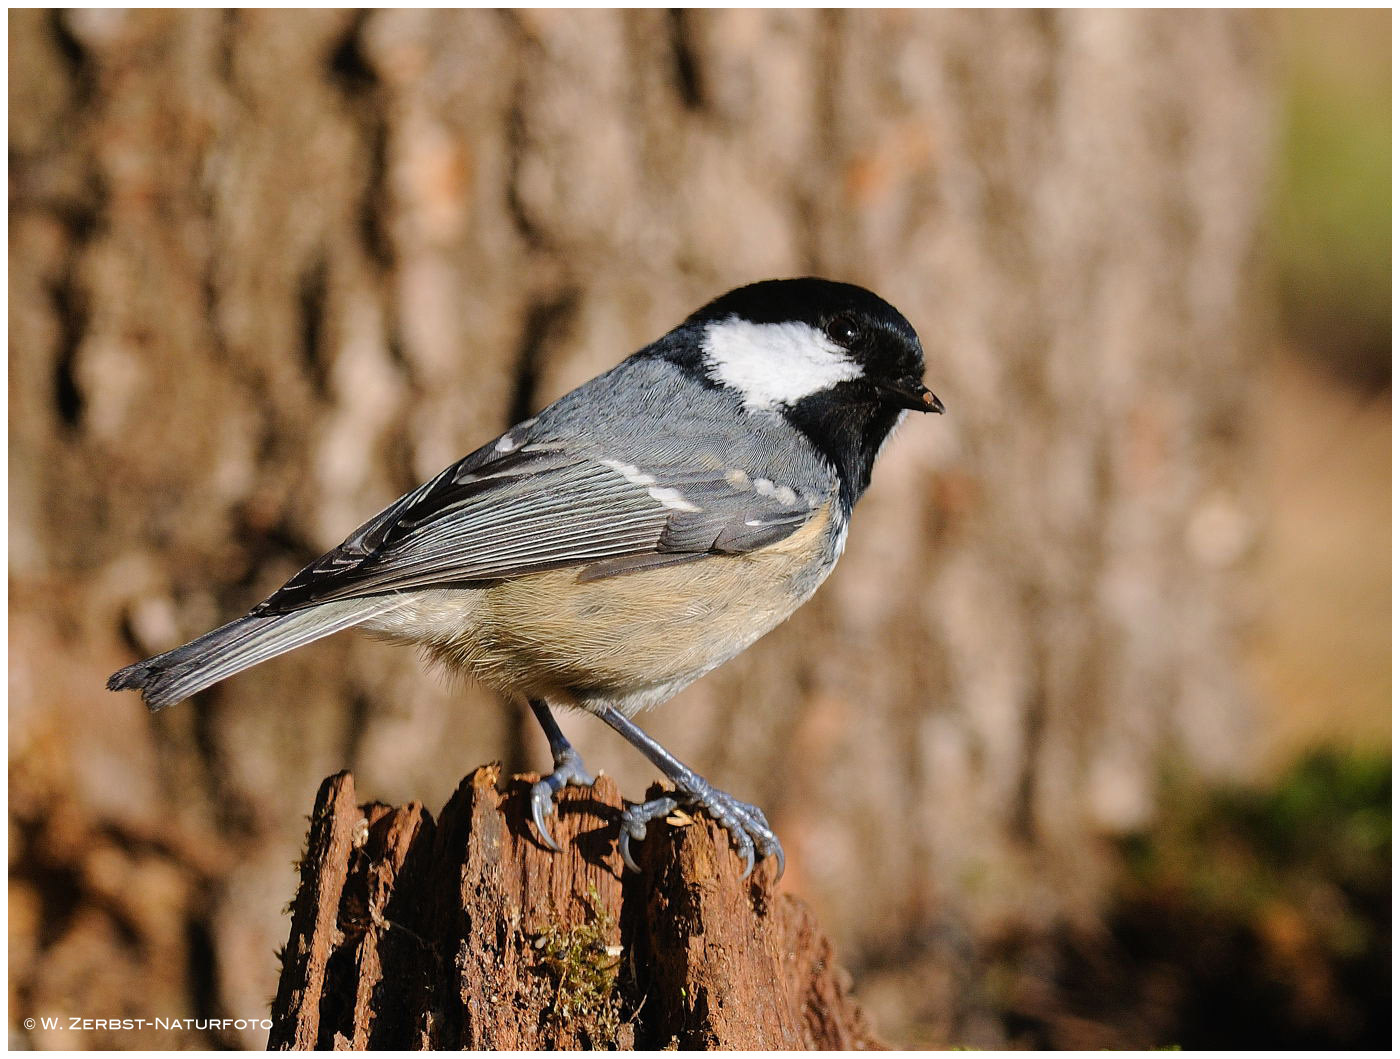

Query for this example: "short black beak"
[879,377,945,414]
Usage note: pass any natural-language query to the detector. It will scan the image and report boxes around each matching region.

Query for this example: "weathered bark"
[268,767,879,1050]
[10,9,1272,1048]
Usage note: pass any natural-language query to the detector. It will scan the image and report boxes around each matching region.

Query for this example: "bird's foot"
[528,747,596,851]
[618,777,784,880]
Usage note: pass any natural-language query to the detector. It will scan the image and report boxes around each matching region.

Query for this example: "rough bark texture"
[267,767,879,1050]
[10,9,1271,1048]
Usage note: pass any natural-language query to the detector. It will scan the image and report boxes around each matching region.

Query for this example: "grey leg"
[527,699,595,851]
[596,704,784,880]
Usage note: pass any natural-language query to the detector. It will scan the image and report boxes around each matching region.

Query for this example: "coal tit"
[109,277,943,878]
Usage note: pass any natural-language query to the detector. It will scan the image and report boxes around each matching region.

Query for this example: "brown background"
[9,8,1383,1050]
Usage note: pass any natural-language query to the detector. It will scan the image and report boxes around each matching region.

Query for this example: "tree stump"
[268,767,882,1050]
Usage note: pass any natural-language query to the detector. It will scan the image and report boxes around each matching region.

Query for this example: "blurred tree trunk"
[9,9,1270,1049]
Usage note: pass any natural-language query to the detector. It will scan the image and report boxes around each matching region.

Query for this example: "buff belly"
[360,501,839,715]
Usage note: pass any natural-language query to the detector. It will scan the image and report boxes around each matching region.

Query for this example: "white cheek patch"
[701,316,863,411]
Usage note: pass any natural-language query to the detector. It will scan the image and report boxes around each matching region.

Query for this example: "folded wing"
[255,424,820,614]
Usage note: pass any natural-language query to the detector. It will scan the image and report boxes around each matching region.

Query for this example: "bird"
[108,277,943,878]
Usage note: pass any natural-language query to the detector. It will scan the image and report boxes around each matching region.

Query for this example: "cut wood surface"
[268,767,882,1050]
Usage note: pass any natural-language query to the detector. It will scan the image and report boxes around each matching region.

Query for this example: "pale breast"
[421,499,843,711]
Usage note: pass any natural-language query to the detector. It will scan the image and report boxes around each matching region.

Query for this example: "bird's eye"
[824,313,862,347]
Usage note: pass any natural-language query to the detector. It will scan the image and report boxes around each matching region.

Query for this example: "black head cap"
[660,278,944,508]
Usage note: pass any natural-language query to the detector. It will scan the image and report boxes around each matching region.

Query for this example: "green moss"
[531,884,623,1045]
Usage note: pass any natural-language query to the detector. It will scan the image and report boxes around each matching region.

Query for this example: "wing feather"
[256,422,825,614]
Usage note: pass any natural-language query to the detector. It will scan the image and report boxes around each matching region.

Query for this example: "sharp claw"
[618,829,641,873]
[538,824,561,852]
[616,785,782,881]
[735,829,757,879]
[526,742,597,853]
[535,813,560,853]
[616,797,675,872]
[530,784,562,851]
[739,846,755,880]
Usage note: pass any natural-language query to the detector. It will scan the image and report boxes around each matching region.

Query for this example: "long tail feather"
[107,598,393,712]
